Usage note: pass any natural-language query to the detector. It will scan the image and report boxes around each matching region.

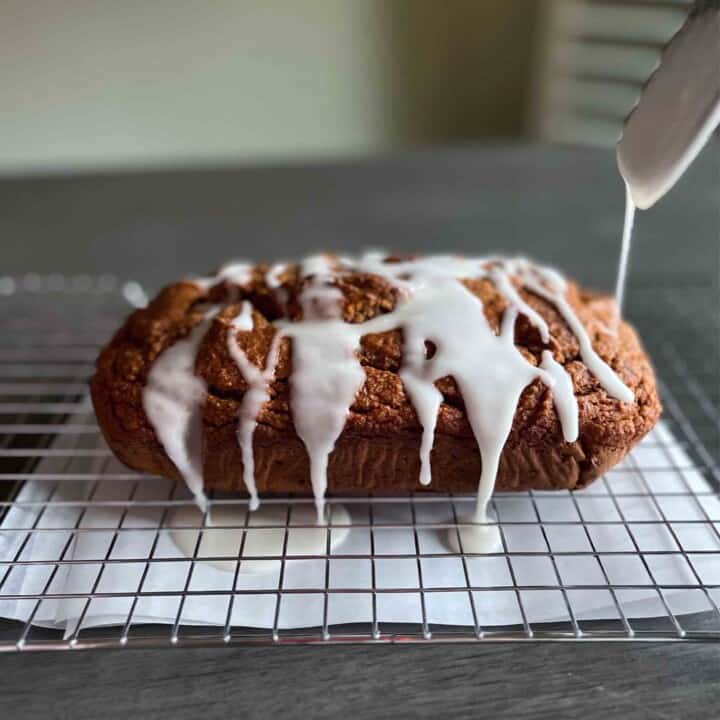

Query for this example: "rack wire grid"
[0,274,718,651]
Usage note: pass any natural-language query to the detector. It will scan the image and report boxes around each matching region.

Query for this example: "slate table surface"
[1,144,718,719]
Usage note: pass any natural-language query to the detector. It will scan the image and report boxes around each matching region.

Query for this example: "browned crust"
[90,258,661,496]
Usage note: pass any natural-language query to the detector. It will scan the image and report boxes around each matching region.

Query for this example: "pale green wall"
[0,1,541,174]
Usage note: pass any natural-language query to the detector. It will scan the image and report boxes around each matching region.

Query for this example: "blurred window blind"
[533,0,690,146]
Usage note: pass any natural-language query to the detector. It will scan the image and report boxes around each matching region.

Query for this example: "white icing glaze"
[264,261,291,308]
[273,254,364,521]
[515,268,634,404]
[191,260,253,294]
[398,353,442,488]
[144,252,634,538]
[227,302,282,511]
[279,317,365,523]
[490,267,549,343]
[615,183,635,318]
[142,308,218,513]
[361,279,556,524]
[446,513,501,555]
[265,262,289,289]
[265,263,289,290]
[169,503,351,573]
[217,260,253,286]
[540,350,579,443]
[298,254,344,320]
[274,254,601,524]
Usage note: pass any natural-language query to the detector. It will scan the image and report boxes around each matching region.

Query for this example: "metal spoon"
[617,0,720,210]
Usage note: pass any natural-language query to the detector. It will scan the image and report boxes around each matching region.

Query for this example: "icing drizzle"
[143,254,633,526]
[142,307,219,513]
[226,302,282,511]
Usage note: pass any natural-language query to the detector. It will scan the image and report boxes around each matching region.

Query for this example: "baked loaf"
[91,255,661,501]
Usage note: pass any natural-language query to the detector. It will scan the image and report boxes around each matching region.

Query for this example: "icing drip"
[298,254,344,320]
[280,318,365,523]
[192,260,253,295]
[169,504,352,574]
[143,252,634,537]
[274,255,581,524]
[362,282,555,522]
[277,254,365,521]
[217,260,253,286]
[521,276,633,404]
[503,259,634,404]
[398,334,443,487]
[490,267,549,343]
[227,302,282,511]
[615,184,635,319]
[265,262,288,289]
[265,262,290,308]
[142,308,219,513]
[540,350,579,443]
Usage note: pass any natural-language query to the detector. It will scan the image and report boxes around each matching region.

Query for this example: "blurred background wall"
[0,0,689,175]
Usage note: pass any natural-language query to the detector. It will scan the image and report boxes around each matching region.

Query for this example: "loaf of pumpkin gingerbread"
[91,254,661,510]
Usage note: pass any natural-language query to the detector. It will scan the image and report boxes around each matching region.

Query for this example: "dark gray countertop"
[1,144,719,718]
[2,144,717,291]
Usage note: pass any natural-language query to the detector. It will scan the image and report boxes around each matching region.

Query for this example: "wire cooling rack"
[0,274,719,651]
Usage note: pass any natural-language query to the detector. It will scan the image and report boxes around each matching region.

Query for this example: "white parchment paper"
[1,418,719,637]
